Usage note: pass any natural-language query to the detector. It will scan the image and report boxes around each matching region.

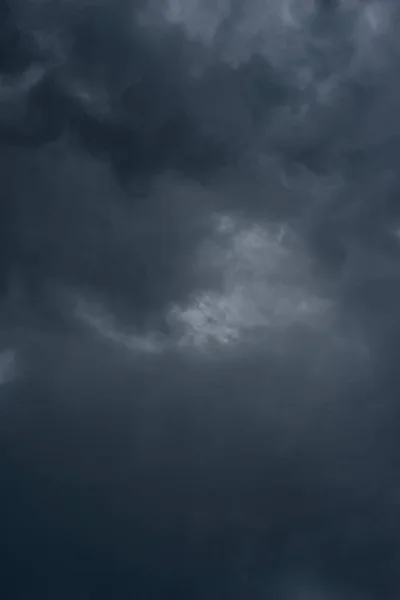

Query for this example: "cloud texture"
[1,0,400,598]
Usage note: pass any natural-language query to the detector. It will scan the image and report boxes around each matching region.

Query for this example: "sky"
[1,0,400,598]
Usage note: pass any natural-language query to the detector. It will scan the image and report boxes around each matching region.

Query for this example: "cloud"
[170,216,330,345]
[1,0,400,598]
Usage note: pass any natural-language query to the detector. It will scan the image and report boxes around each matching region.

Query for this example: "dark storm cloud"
[1,1,400,599]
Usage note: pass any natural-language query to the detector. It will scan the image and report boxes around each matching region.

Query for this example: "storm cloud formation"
[1,0,400,598]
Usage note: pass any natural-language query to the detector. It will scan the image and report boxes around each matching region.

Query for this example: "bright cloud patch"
[0,349,18,386]
[169,215,331,348]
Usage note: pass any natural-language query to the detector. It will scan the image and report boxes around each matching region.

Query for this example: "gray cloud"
[0,1,400,598]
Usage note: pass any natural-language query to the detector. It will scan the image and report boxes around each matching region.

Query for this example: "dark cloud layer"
[1,1,400,598]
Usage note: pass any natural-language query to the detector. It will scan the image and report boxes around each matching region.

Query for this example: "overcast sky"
[1,1,400,598]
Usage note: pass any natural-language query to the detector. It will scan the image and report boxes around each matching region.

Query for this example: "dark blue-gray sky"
[1,1,400,598]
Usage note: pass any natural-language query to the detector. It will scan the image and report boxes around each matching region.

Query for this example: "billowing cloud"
[0,1,400,598]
